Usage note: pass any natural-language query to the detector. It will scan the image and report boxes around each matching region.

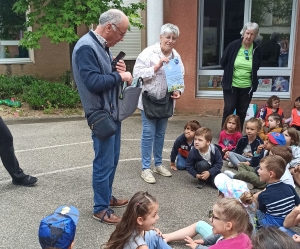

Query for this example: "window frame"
[0,9,34,64]
[197,0,298,99]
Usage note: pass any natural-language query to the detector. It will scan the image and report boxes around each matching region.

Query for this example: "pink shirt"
[210,233,252,249]
[218,130,242,151]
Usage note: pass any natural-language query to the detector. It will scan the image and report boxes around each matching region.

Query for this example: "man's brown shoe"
[93,209,121,224]
[109,196,128,208]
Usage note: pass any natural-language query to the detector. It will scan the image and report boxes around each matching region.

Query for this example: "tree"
[13,0,146,65]
[0,0,26,40]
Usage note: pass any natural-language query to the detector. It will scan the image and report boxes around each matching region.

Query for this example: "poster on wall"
[257,76,290,92]
[271,76,289,92]
[257,78,272,92]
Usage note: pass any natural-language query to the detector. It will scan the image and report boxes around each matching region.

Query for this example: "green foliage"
[0,75,36,98]
[251,0,293,26]
[13,0,146,49]
[0,75,81,110]
[22,81,80,109]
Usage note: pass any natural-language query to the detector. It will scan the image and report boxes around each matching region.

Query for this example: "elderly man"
[72,9,133,224]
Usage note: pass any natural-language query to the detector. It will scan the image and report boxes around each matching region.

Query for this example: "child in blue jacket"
[170,120,201,170]
[186,127,223,189]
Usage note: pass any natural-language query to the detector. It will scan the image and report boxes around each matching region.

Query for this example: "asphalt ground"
[0,114,299,249]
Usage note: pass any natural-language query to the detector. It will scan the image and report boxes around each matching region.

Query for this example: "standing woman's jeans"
[141,111,168,170]
[0,117,26,180]
[222,86,253,129]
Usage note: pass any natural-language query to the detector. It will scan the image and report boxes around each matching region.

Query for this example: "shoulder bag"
[87,90,117,141]
[142,90,173,119]
[118,77,142,121]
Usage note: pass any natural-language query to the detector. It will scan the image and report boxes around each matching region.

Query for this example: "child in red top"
[218,114,242,158]
[290,96,300,131]
[261,95,284,128]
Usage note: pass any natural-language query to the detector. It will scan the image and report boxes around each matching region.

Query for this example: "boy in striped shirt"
[256,155,300,231]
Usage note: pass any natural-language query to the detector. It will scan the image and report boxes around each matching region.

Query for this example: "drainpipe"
[147,0,163,46]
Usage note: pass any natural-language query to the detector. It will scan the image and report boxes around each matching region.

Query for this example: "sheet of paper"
[164,58,184,92]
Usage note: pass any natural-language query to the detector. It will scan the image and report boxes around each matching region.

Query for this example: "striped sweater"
[258,181,300,217]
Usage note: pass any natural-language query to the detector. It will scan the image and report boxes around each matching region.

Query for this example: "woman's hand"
[171,91,181,99]
[154,57,170,72]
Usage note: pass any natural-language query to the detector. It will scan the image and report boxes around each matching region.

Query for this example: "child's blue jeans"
[145,230,172,249]
[176,154,187,170]
[256,210,297,237]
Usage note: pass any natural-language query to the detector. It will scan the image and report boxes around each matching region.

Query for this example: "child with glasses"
[164,198,252,249]
[163,173,256,248]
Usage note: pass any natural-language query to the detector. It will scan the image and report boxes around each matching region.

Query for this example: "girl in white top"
[105,191,171,249]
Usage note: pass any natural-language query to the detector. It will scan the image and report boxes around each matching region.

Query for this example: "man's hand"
[170,91,181,99]
[115,60,126,73]
[119,72,133,85]
[184,236,199,249]
[200,171,210,180]
[170,162,177,171]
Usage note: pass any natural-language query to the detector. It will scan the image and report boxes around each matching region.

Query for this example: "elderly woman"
[133,23,185,184]
[221,22,261,129]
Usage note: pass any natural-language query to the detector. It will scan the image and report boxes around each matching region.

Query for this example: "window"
[197,0,297,98]
[0,0,33,64]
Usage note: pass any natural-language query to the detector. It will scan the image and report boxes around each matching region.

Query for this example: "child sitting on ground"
[224,133,290,189]
[256,155,300,230]
[217,114,242,158]
[290,96,300,131]
[283,127,300,186]
[261,95,284,128]
[38,205,79,249]
[170,120,201,170]
[224,118,264,168]
[162,173,256,246]
[186,127,223,189]
[259,113,283,141]
[184,198,252,249]
[105,191,171,249]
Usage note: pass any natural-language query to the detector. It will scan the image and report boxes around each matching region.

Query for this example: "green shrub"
[22,81,80,109]
[0,75,42,99]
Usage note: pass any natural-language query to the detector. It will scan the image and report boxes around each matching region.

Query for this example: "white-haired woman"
[221,22,261,129]
[133,23,185,184]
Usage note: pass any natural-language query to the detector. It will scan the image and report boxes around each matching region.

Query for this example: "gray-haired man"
[72,9,132,224]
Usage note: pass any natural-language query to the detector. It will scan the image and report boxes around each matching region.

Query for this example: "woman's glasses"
[244,50,249,60]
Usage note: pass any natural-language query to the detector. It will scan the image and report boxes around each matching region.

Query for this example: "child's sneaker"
[152,165,172,177]
[196,180,206,189]
[224,170,235,179]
